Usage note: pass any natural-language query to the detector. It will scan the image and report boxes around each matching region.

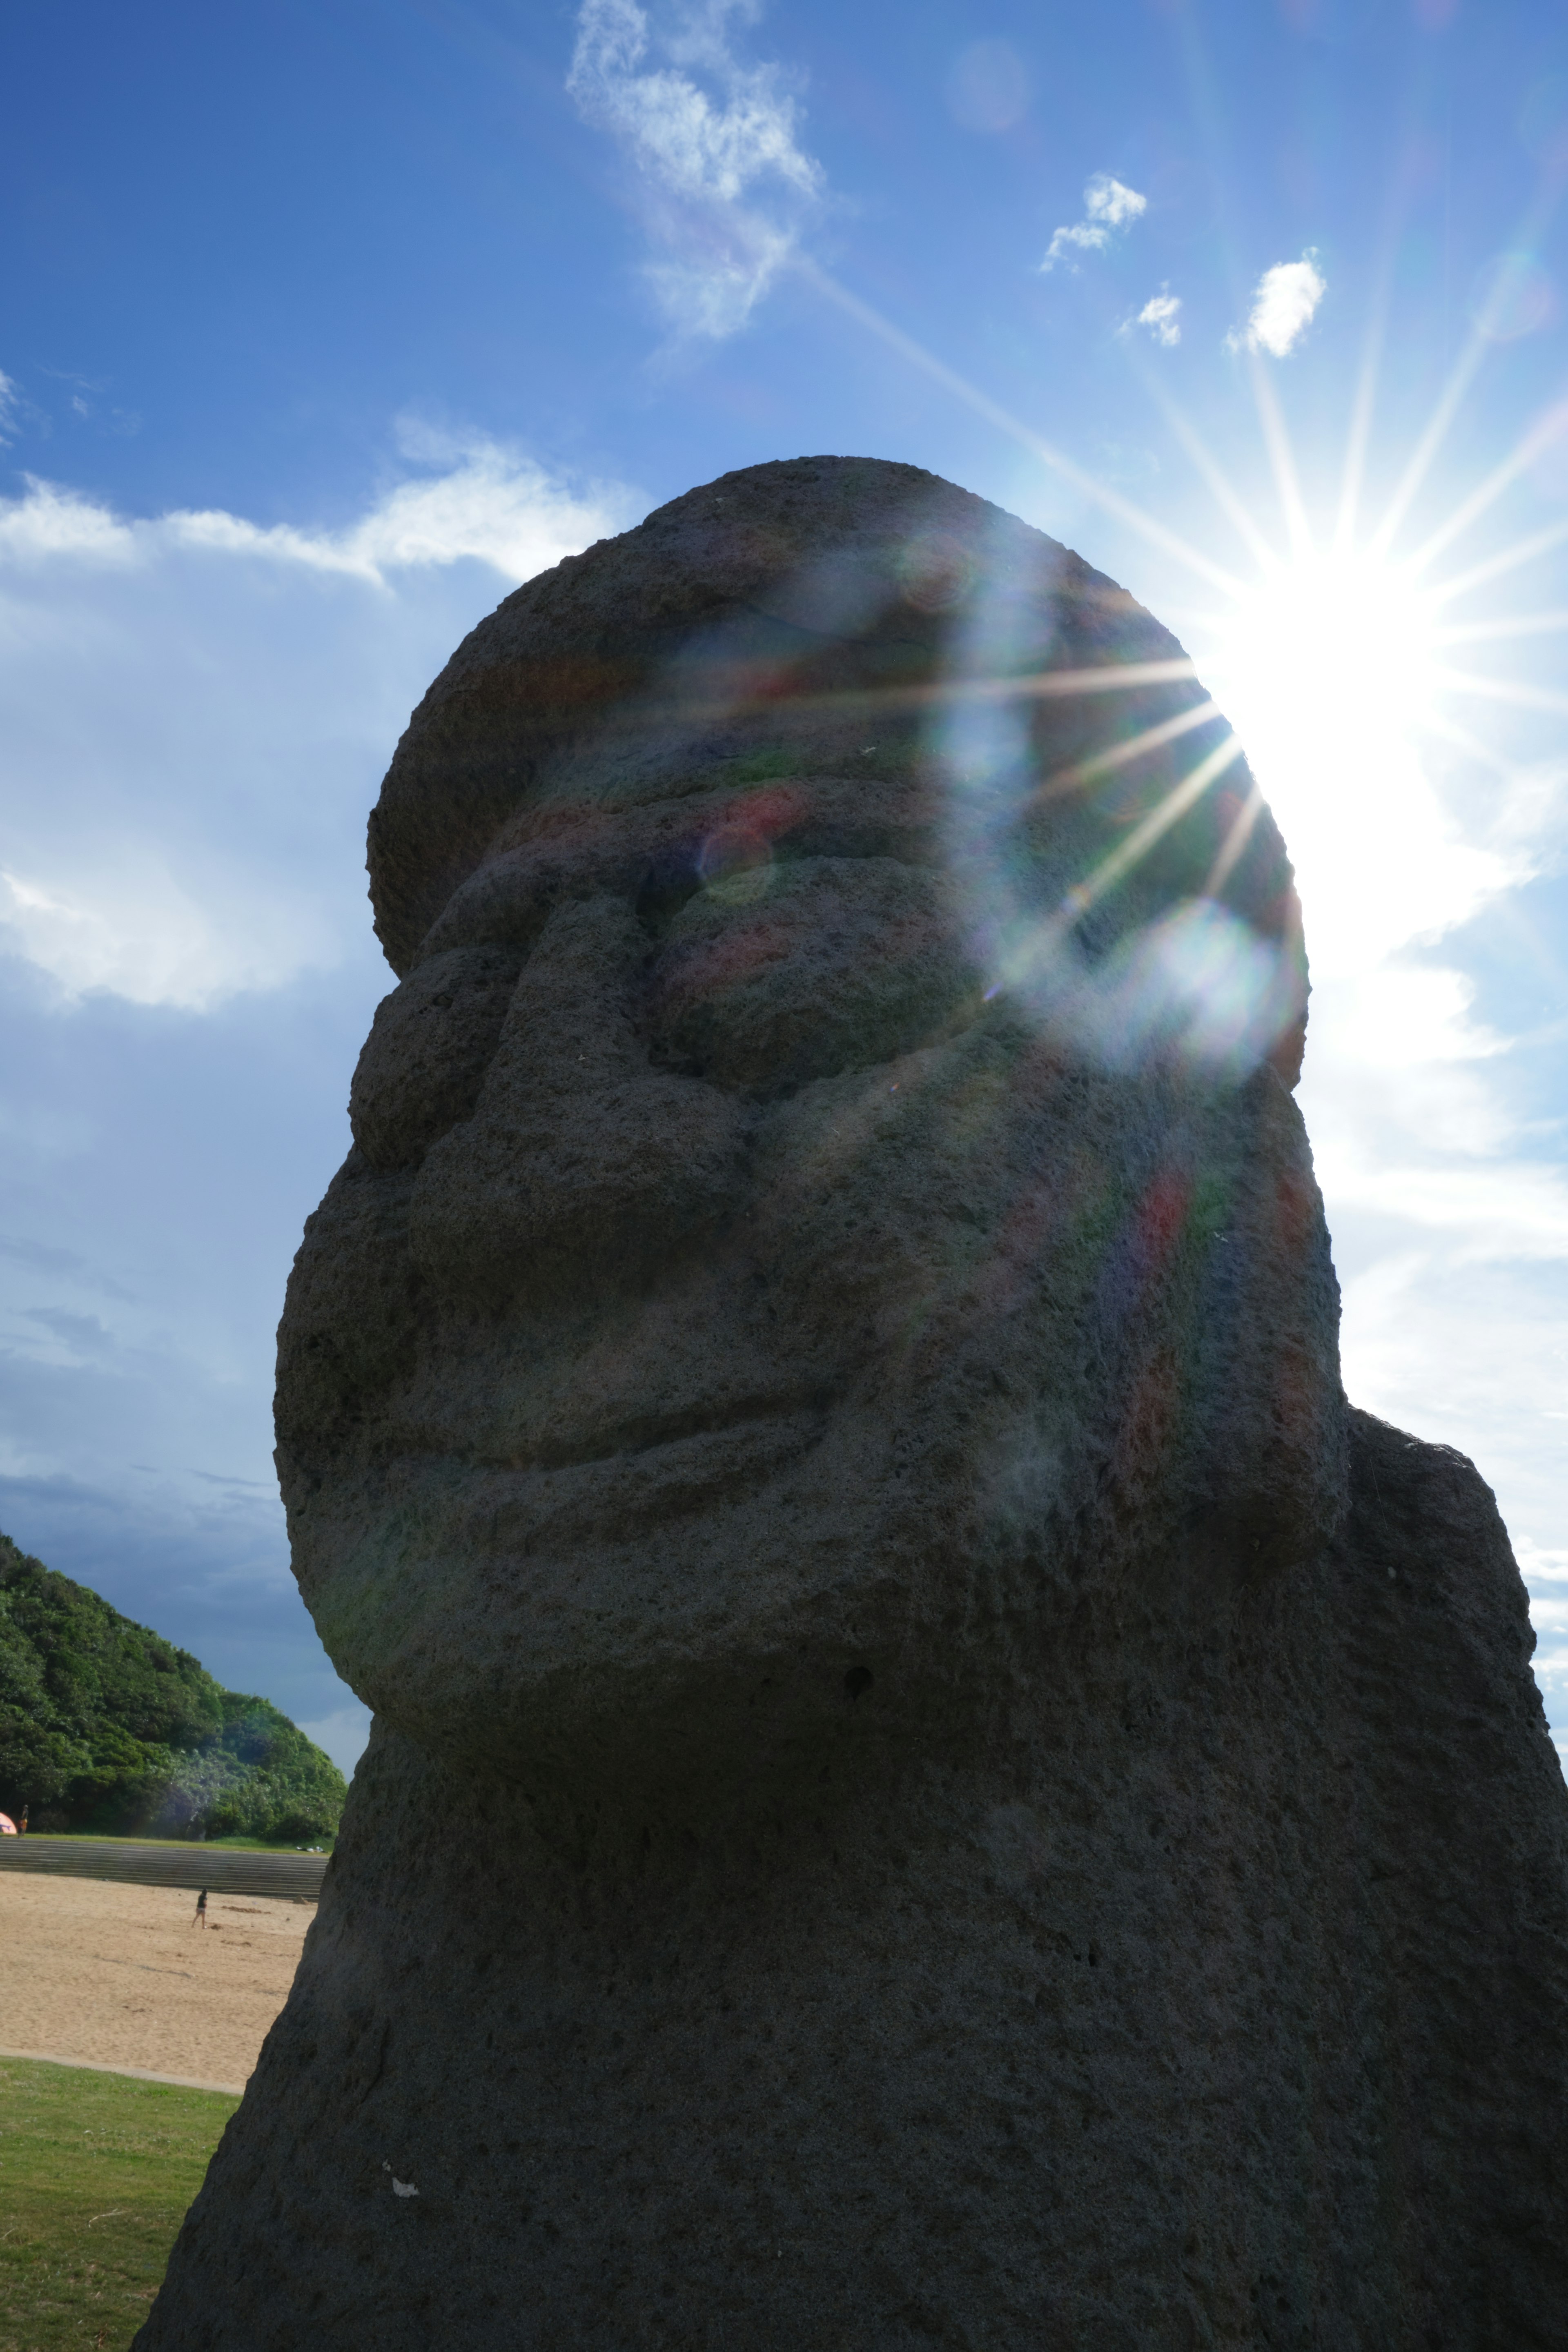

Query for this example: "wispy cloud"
[567,0,823,341]
[44,369,141,439]
[1041,174,1147,273]
[1228,253,1326,356]
[0,430,637,1009]
[1127,290,1182,347]
[0,362,139,445]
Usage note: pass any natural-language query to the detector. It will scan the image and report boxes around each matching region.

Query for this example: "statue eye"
[350,946,523,1169]
[647,856,982,1097]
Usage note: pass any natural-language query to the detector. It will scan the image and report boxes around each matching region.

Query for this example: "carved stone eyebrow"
[410,773,952,967]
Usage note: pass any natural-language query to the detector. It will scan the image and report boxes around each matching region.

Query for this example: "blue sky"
[3,0,1567,1775]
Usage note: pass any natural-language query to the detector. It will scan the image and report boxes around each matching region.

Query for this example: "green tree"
[0,1534,347,1841]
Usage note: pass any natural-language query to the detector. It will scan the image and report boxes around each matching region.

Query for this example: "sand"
[0,1871,313,2094]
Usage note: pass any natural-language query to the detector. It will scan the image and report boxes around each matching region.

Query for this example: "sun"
[1203,546,1461,975]
[1215,548,1441,801]
[810,256,1562,996]
[813,253,1563,1022]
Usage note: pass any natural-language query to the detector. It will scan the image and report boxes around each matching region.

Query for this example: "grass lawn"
[0,2058,235,2352]
[26,1834,332,1854]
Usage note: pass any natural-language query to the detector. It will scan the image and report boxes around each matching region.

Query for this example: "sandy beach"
[0,1870,312,2092]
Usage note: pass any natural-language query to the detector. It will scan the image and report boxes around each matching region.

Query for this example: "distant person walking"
[193,1888,208,1929]
[18,1805,26,1834]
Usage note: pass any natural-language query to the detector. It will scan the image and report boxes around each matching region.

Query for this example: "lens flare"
[1071,898,1299,1080]
[935,525,1284,1082]
[698,820,775,904]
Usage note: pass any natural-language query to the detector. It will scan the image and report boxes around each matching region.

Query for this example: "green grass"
[0,2058,236,2352]
[27,1831,332,1854]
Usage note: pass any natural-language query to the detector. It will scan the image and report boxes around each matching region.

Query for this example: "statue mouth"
[395,1394,843,1558]
[471,1384,839,1479]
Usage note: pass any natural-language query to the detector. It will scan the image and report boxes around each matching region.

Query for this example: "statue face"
[276,468,1344,1789]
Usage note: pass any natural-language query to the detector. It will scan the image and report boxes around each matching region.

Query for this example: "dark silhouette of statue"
[140,460,1568,2352]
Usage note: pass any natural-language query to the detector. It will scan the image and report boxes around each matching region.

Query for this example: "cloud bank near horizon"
[0,430,635,1010]
[0,418,633,1764]
[0,425,622,588]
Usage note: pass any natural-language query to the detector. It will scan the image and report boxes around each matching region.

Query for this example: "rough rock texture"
[139,459,1568,2350]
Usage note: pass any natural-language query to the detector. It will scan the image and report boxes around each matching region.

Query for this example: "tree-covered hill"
[0,1532,346,1841]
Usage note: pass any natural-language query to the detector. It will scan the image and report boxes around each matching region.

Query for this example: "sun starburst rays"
[794,228,1558,1041]
[1175,289,1568,1004]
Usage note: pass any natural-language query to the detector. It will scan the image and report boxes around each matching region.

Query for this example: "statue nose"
[408,895,745,1307]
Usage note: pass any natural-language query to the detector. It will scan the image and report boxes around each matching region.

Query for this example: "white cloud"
[1130,290,1182,347]
[1487,759,1568,853]
[1042,174,1147,272]
[1301,940,1568,1718]
[0,373,20,445]
[1229,252,1326,357]
[568,0,823,341]
[0,863,263,1010]
[0,433,637,1008]
[1086,176,1146,229]
[0,424,622,590]
[0,477,134,564]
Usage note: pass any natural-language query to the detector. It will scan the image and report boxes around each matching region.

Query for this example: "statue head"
[277,458,1345,1801]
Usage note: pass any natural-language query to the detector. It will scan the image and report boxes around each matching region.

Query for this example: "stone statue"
[140,459,1568,2350]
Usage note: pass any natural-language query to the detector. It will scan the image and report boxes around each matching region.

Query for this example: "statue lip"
[357,1401,843,1582]
[466,1385,840,1482]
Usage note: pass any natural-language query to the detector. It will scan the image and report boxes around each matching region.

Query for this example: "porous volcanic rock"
[139,459,1568,2351]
